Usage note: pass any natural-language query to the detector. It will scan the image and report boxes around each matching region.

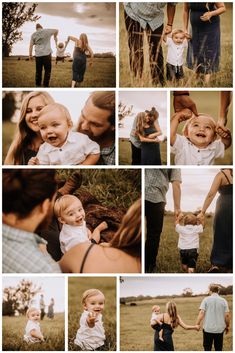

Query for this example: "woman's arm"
[183,3,189,33]
[200,173,222,214]
[200,3,226,21]
[138,134,160,143]
[147,121,162,139]
[67,35,79,43]
[178,315,199,330]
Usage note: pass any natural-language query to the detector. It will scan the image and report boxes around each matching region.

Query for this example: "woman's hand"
[200,11,212,22]
[28,157,39,165]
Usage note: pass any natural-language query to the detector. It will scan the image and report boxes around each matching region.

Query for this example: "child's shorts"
[179,248,198,268]
[166,63,184,80]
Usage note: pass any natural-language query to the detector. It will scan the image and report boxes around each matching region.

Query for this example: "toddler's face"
[38,108,70,148]
[186,116,216,148]
[84,294,105,314]
[60,198,85,226]
[25,96,46,133]
[153,305,161,314]
[28,310,40,321]
[172,32,185,45]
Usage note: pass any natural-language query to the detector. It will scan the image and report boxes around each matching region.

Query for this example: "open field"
[3,56,116,87]
[68,277,116,351]
[2,313,64,351]
[120,3,233,87]
[120,295,233,351]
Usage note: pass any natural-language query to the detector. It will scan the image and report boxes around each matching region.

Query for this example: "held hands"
[164,25,172,34]
[171,109,192,123]
[216,124,231,140]
[197,212,205,223]
[195,325,200,332]
[174,95,198,116]
[200,11,212,22]
[28,157,40,165]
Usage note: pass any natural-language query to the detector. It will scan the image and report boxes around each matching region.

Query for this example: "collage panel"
[119,2,233,88]
[2,276,65,351]
[2,2,116,88]
[2,168,141,274]
[118,90,167,166]
[145,168,233,274]
[68,276,116,351]
[2,90,115,166]
[170,91,233,166]
[120,276,233,351]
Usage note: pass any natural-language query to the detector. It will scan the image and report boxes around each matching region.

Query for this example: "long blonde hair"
[4,91,55,165]
[166,301,179,329]
[80,33,89,52]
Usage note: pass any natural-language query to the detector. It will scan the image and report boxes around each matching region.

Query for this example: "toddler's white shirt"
[150,312,160,326]
[60,222,89,254]
[56,47,66,57]
[36,131,100,165]
[171,134,224,165]
[165,37,188,66]
[74,310,105,351]
[175,224,204,250]
[23,320,42,343]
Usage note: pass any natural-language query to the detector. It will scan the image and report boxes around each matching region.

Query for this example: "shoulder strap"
[221,170,231,184]
[79,243,96,273]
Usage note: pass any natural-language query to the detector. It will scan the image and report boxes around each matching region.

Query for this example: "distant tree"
[182,287,193,297]
[2,92,16,121]
[2,2,40,57]
[2,279,41,316]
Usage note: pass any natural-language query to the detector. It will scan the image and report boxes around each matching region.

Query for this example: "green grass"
[2,313,65,351]
[68,277,116,351]
[119,138,167,165]
[119,3,233,87]
[120,295,233,351]
[3,57,116,87]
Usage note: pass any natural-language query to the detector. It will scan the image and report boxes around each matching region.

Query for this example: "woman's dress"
[47,302,54,319]
[154,323,174,351]
[141,125,161,165]
[211,179,233,269]
[72,47,87,82]
[187,2,220,74]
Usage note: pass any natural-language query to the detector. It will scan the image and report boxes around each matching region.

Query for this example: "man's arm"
[224,312,230,334]
[196,309,205,326]
[29,38,34,59]
[165,3,176,34]
[53,29,58,44]
[172,180,181,218]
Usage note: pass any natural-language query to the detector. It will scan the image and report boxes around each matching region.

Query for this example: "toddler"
[54,194,108,254]
[150,305,164,341]
[175,213,204,273]
[74,289,106,351]
[28,103,100,165]
[23,307,44,343]
[163,29,189,82]
[170,110,231,165]
[56,41,68,64]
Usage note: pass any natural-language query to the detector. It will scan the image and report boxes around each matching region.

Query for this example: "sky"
[120,276,233,297]
[10,2,116,55]
[2,277,65,312]
[164,168,220,212]
[119,91,167,139]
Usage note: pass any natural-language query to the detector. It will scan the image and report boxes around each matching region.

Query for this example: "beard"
[35,202,54,234]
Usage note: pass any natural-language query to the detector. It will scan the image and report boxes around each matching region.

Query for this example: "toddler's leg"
[188,267,195,273]
[92,221,108,243]
[159,329,164,341]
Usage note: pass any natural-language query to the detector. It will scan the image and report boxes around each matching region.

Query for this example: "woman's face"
[144,113,150,123]
[25,95,46,132]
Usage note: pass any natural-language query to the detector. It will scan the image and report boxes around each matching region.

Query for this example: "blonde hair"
[54,195,82,219]
[183,113,217,138]
[80,33,89,52]
[172,29,185,38]
[152,305,160,313]
[37,103,73,129]
[135,112,146,136]
[110,198,141,257]
[166,301,179,329]
[4,91,55,165]
[184,213,197,226]
[82,289,105,305]
[26,307,39,318]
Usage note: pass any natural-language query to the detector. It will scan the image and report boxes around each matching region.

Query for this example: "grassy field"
[156,213,213,273]
[2,312,65,351]
[119,3,233,87]
[170,91,233,165]
[2,57,116,87]
[68,277,116,351]
[119,138,167,165]
[120,295,233,351]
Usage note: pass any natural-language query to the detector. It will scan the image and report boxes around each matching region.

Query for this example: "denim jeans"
[35,54,52,87]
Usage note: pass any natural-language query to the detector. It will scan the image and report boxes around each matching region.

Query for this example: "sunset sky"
[10,2,116,55]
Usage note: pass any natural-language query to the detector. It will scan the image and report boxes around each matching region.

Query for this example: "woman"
[47,298,55,319]
[152,301,199,351]
[198,169,232,272]
[59,199,141,273]
[136,108,162,165]
[4,92,55,165]
[67,34,94,87]
[129,112,143,165]
[183,2,226,84]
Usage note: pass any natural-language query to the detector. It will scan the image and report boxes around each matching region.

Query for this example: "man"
[124,2,177,85]
[29,23,58,87]
[39,294,46,320]
[196,283,230,351]
[145,169,181,273]
[77,91,115,165]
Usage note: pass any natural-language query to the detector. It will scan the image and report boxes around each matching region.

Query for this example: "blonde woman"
[152,301,199,351]
[67,34,94,87]
[4,91,54,165]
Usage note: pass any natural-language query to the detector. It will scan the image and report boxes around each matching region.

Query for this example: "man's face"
[77,98,114,140]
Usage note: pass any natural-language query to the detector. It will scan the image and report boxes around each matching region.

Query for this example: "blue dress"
[187,2,220,74]
[72,47,87,82]
[141,125,162,165]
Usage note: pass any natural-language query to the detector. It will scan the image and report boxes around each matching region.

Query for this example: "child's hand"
[171,109,192,124]
[216,125,231,140]
[197,212,204,223]
[28,157,40,165]
[184,32,191,40]
[200,11,212,22]
[87,312,97,327]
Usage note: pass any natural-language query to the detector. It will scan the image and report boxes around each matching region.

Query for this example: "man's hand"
[164,25,172,34]
[29,55,33,61]
[174,94,198,116]
[195,325,200,332]
[225,327,229,334]
[174,209,182,219]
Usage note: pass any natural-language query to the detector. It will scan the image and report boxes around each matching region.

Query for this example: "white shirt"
[150,312,159,326]
[23,320,42,343]
[56,47,66,57]
[171,134,225,165]
[165,37,188,66]
[74,310,105,351]
[59,222,89,254]
[36,131,100,165]
[175,224,203,250]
